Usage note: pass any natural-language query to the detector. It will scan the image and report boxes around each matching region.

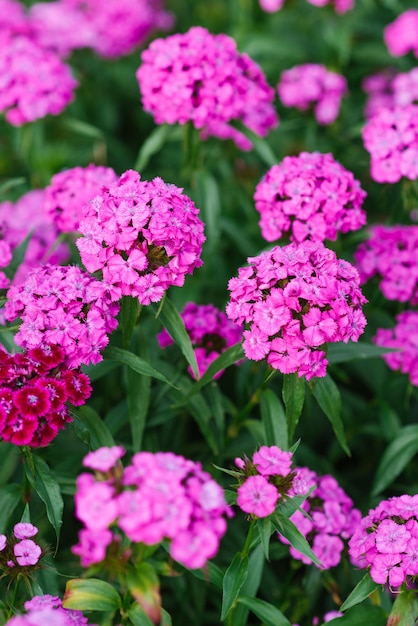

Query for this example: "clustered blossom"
[226,241,367,380]
[44,164,118,233]
[362,70,397,120]
[0,32,77,126]
[362,104,418,183]
[280,468,361,569]
[0,0,28,36]
[4,264,119,368]
[76,170,205,305]
[235,445,294,518]
[354,225,418,304]
[374,312,418,385]
[0,344,91,447]
[259,0,353,13]
[349,494,418,588]
[384,9,418,59]
[6,594,96,626]
[28,0,173,59]
[254,152,366,243]
[0,523,42,571]
[72,447,232,570]
[158,302,242,379]
[277,64,347,125]
[137,26,278,151]
[0,190,70,286]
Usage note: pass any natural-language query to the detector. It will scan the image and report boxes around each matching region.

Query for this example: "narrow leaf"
[221,552,249,620]
[0,484,22,532]
[152,297,198,379]
[63,578,122,611]
[386,589,418,626]
[70,405,115,449]
[127,328,151,451]
[257,517,272,560]
[237,597,291,626]
[160,609,172,626]
[340,572,379,612]
[372,425,418,495]
[282,374,305,441]
[120,295,139,349]
[24,456,63,545]
[234,124,278,167]
[327,341,398,364]
[312,375,350,456]
[104,345,176,386]
[128,604,155,626]
[193,170,221,247]
[273,513,322,567]
[260,389,288,450]
[135,124,174,172]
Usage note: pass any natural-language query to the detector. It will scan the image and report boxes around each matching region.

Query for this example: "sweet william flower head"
[374,311,418,386]
[254,152,366,243]
[226,241,367,380]
[137,26,278,150]
[76,170,205,305]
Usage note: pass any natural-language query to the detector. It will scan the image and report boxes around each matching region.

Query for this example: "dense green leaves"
[372,425,418,495]
[104,345,176,386]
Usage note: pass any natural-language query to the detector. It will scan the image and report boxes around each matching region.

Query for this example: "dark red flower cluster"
[0,344,91,447]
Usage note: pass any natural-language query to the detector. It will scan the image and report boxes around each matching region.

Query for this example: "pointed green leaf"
[372,425,418,496]
[386,589,418,626]
[126,328,151,451]
[134,124,174,172]
[282,374,305,441]
[257,517,272,560]
[120,295,139,349]
[221,552,249,620]
[260,389,288,450]
[160,609,172,626]
[233,123,277,167]
[327,341,398,364]
[237,597,291,626]
[128,604,155,626]
[312,375,350,456]
[193,170,221,247]
[272,512,322,567]
[24,456,63,545]
[70,405,115,449]
[63,578,121,611]
[126,563,161,625]
[0,484,22,532]
[153,297,199,379]
[340,572,379,612]
[104,345,176,386]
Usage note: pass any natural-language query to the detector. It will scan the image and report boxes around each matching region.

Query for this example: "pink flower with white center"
[137,26,278,150]
[253,446,292,477]
[278,65,347,125]
[13,523,38,539]
[44,164,118,233]
[0,32,77,126]
[158,302,242,379]
[5,264,119,368]
[76,170,205,306]
[237,475,278,518]
[227,241,367,380]
[14,539,42,566]
[254,152,366,244]
[83,446,125,472]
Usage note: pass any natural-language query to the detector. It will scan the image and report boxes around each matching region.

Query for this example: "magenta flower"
[158,302,242,379]
[384,9,418,58]
[252,446,292,477]
[278,65,347,125]
[374,311,418,386]
[76,170,205,306]
[83,445,126,472]
[14,539,42,566]
[137,26,278,150]
[13,523,38,540]
[254,152,366,244]
[237,475,279,518]
[226,241,367,380]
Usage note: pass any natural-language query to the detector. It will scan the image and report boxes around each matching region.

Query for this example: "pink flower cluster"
[362,70,397,120]
[136,26,278,151]
[384,9,418,58]
[0,31,77,126]
[226,241,367,380]
[235,446,294,518]
[0,523,42,569]
[72,447,232,570]
[349,494,418,588]
[44,164,118,233]
[354,225,418,304]
[259,0,352,13]
[278,64,347,125]
[28,0,173,59]
[280,468,361,569]
[0,344,91,447]
[362,104,418,183]
[158,302,242,379]
[6,594,96,626]
[253,152,366,243]
[0,190,70,286]
[76,170,205,305]
[4,264,119,368]
[374,312,418,385]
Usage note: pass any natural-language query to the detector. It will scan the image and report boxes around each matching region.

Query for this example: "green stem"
[242,519,255,558]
